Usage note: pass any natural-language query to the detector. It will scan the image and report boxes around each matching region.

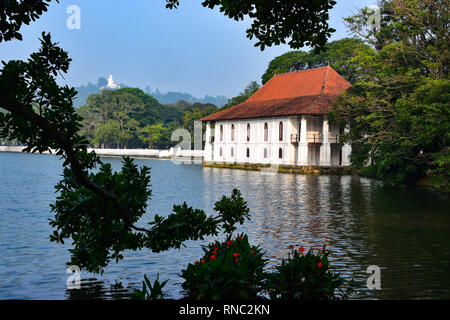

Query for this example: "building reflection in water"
[202,168,388,297]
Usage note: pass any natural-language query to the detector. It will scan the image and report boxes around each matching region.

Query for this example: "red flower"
[211,255,216,261]
[250,250,255,255]
[212,248,218,254]
[317,262,323,268]
[235,258,239,263]
[239,236,243,240]
[201,259,205,263]
[233,253,240,257]
[194,261,199,265]
[299,246,305,253]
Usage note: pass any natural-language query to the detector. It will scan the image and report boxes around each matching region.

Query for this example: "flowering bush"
[180,234,267,300]
[264,246,352,300]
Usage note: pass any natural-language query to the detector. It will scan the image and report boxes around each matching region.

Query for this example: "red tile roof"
[201,66,351,121]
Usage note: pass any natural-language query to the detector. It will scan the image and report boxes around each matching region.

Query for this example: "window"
[231,124,235,142]
[264,123,268,142]
[231,147,234,157]
[246,148,250,158]
[247,124,251,141]
[264,148,268,159]
[279,148,283,159]
[219,147,223,157]
[279,122,284,141]
[220,125,223,142]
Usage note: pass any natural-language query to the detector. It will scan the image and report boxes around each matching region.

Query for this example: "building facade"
[201,66,352,167]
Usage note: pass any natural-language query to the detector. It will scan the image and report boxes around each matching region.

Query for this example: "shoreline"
[0,146,204,161]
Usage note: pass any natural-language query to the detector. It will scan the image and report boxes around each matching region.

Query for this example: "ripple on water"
[1,153,450,299]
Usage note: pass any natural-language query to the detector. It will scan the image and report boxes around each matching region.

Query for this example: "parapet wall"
[0,146,204,160]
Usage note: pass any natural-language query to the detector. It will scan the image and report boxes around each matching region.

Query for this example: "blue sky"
[0,0,375,98]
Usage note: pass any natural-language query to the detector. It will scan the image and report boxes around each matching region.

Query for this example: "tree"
[165,0,337,51]
[261,38,372,84]
[0,1,341,274]
[93,120,123,149]
[221,81,261,110]
[329,0,449,189]
[78,88,163,148]
[138,123,165,149]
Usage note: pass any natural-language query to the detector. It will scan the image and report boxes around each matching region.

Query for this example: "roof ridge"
[272,65,330,78]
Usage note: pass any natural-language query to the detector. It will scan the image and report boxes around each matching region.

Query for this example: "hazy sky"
[0,0,375,98]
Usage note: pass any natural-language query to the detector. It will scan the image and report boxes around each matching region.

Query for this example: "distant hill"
[72,77,228,108]
[144,87,228,107]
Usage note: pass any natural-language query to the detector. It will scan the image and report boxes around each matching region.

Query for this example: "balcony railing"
[283,133,342,145]
[307,133,323,144]
[329,134,341,144]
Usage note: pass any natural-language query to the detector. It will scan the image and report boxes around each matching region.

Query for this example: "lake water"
[0,151,449,300]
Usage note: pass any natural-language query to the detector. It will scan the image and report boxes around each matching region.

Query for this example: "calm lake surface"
[0,151,449,300]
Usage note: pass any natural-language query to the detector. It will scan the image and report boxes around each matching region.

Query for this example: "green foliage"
[132,274,168,300]
[330,0,449,189]
[180,240,352,301]
[0,0,57,42]
[180,234,267,300]
[49,157,152,273]
[79,90,219,149]
[261,38,371,84]
[214,189,250,235]
[166,0,337,51]
[221,81,260,110]
[264,247,351,300]
[78,88,162,148]
[138,123,166,149]
[182,103,219,130]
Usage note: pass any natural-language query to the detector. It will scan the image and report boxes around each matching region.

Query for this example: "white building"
[102,74,121,90]
[201,66,352,167]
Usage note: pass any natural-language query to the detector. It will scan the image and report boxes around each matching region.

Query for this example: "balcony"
[329,134,341,144]
[307,133,323,144]
[290,133,341,145]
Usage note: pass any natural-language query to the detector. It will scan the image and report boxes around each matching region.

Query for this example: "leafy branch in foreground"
[2,1,337,51]
[0,33,251,274]
[167,0,337,51]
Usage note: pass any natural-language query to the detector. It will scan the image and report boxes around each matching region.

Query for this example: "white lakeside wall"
[0,146,203,160]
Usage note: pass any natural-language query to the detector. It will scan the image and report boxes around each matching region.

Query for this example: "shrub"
[264,246,352,300]
[180,234,267,300]
[132,274,168,300]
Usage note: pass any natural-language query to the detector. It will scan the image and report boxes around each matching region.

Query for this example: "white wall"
[212,117,297,166]
[207,115,352,167]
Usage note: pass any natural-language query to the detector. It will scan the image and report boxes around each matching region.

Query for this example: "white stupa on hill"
[103,74,120,89]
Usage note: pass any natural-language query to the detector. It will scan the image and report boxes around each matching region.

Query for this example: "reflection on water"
[0,152,449,299]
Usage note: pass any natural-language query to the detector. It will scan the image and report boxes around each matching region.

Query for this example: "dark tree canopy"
[0,0,56,42]
[261,38,372,84]
[166,0,337,50]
